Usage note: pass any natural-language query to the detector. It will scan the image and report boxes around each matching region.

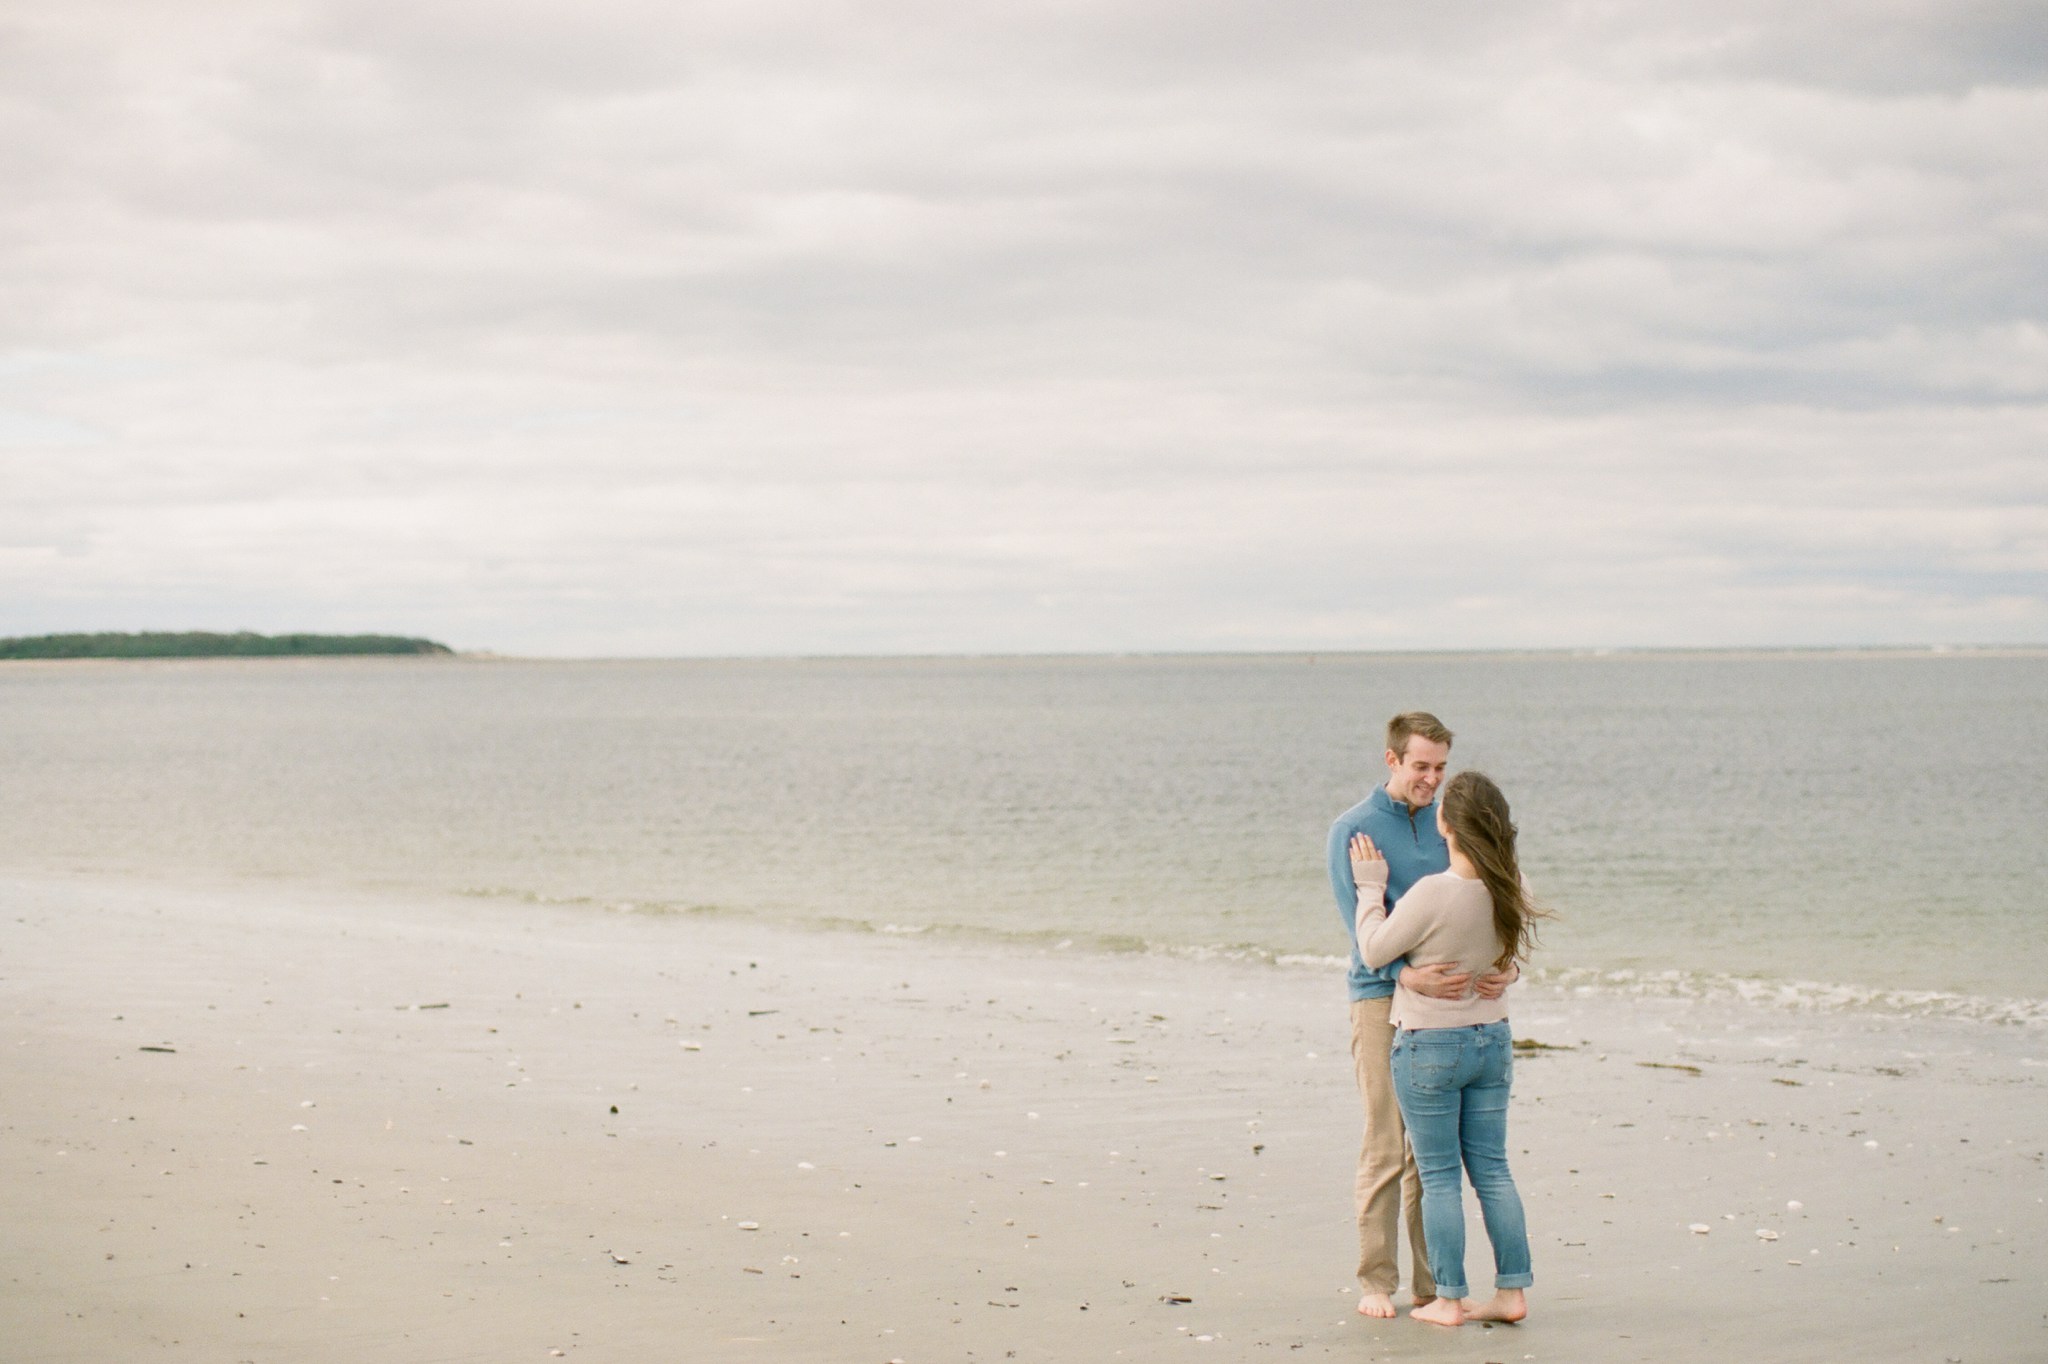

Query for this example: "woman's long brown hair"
[1440,771,1551,972]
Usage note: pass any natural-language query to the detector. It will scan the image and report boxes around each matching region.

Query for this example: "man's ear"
[1383,747,1401,771]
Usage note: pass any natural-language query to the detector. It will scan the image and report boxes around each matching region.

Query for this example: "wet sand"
[3,874,2044,1362]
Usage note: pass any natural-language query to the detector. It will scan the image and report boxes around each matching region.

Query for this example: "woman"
[1350,770,1544,1328]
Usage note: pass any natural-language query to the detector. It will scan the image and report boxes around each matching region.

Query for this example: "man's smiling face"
[1383,736,1449,810]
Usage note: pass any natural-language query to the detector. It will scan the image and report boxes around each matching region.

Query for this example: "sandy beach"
[4,874,2043,1362]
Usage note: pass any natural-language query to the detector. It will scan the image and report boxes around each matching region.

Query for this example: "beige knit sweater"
[1354,864,1513,1030]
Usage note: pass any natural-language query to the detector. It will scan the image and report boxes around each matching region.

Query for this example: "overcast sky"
[3,1,2044,655]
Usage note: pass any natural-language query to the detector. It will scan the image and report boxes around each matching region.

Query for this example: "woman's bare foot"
[1409,1296,1467,1327]
[1356,1291,1397,1318]
[1465,1289,1528,1323]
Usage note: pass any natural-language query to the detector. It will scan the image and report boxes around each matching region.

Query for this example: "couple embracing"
[1326,711,1547,1328]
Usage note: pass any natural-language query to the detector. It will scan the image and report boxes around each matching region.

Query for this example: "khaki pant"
[1349,995,1433,1299]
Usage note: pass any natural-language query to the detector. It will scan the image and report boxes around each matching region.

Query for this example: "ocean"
[3,650,2042,1023]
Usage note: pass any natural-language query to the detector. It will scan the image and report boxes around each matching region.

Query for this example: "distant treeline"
[0,631,456,659]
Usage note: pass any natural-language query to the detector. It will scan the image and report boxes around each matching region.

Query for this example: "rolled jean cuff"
[1495,1272,1533,1290]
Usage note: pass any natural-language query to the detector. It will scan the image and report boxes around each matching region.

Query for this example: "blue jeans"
[1390,1020,1533,1299]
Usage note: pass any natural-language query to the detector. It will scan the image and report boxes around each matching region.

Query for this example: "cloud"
[1,1,2043,652]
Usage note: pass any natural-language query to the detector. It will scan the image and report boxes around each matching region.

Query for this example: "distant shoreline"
[0,631,454,660]
[3,639,2041,665]
[258,643,2048,664]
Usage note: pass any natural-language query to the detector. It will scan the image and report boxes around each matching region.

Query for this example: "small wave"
[458,887,732,918]
[457,885,598,906]
[1533,966,2048,1027]
[446,885,2043,1027]
[1274,951,1351,971]
[1145,941,1333,968]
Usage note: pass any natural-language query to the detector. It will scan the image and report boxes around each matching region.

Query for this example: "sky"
[3,1,2045,656]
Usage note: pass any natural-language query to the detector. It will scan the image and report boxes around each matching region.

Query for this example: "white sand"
[3,873,2044,1362]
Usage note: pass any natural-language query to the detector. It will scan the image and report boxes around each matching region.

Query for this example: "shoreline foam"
[467,881,2048,1029]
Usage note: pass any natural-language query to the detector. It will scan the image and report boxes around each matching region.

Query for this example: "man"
[1327,711,1515,1318]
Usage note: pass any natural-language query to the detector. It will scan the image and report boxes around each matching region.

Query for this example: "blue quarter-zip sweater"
[1327,784,1450,1001]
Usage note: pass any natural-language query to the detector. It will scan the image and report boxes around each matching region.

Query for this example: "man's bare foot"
[1356,1291,1397,1318]
[1409,1296,1467,1327]
[1465,1289,1527,1324]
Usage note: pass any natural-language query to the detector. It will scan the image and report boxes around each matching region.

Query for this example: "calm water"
[2,652,2043,1018]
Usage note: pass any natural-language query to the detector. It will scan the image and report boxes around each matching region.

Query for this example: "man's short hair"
[1387,711,1454,757]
